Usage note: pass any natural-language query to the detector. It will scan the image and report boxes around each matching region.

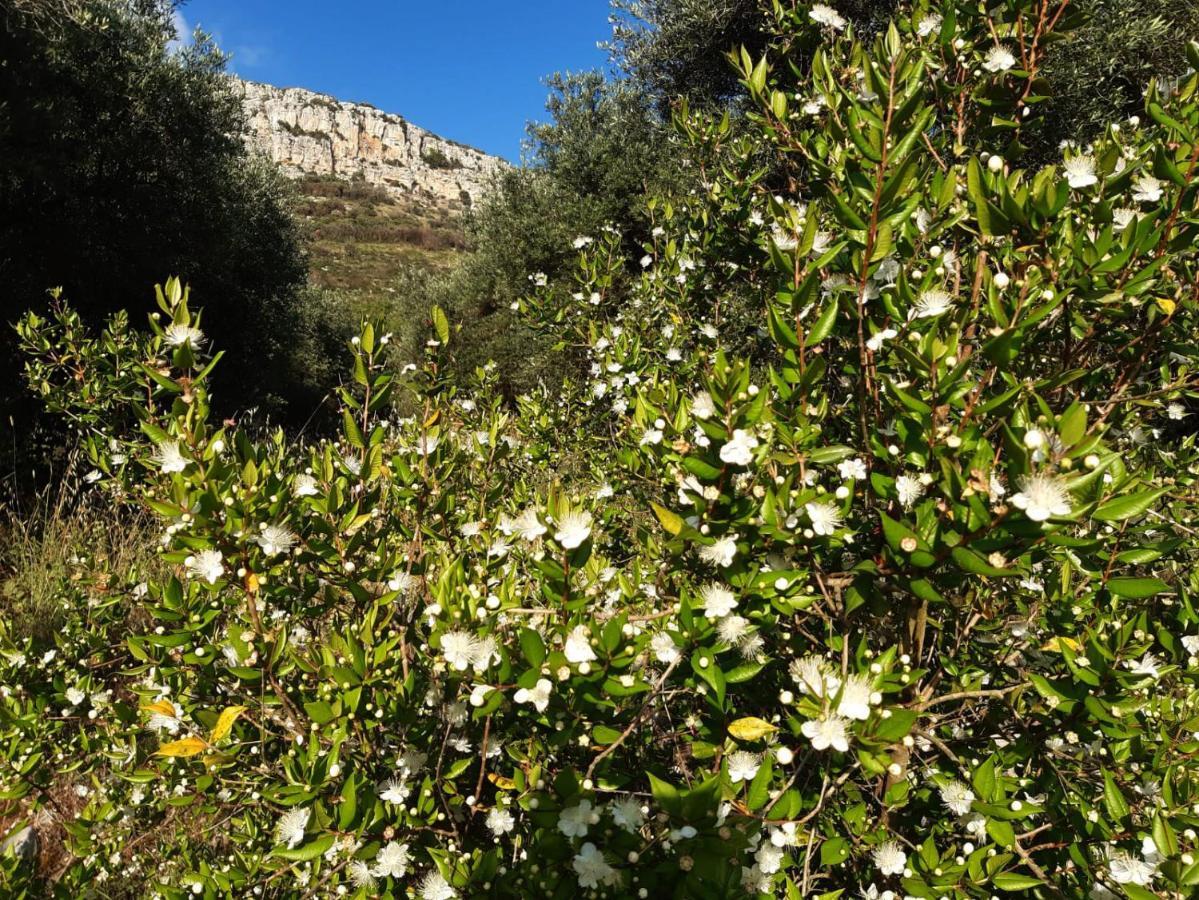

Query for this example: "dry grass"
[0,487,161,643]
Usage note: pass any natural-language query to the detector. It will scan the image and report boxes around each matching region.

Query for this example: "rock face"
[236,79,506,209]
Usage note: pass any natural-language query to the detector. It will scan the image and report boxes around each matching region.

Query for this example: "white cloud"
[167,10,191,54]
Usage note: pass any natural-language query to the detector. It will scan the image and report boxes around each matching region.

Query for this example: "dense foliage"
[0,0,317,425]
[5,1,1199,898]
[403,72,676,396]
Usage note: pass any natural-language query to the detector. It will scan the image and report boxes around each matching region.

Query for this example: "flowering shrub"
[5,2,1199,898]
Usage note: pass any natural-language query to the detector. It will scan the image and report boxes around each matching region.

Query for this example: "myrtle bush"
[4,2,1199,898]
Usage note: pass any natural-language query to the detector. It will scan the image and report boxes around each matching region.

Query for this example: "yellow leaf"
[142,699,177,717]
[1041,635,1081,653]
[727,716,777,741]
[487,773,516,790]
[1155,298,1176,316]
[650,502,684,536]
[244,571,260,593]
[209,705,248,743]
[156,736,210,758]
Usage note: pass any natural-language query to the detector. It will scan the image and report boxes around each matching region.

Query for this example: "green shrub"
[421,147,463,170]
[4,3,1199,898]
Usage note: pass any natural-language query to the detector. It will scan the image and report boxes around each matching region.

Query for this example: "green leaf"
[519,628,546,667]
[992,872,1044,891]
[819,836,850,867]
[873,708,918,742]
[1092,488,1168,522]
[648,773,682,816]
[273,833,335,861]
[431,305,450,346]
[1102,768,1129,821]
[1152,811,1179,857]
[1057,401,1086,446]
[1107,576,1170,598]
[303,701,335,725]
[950,546,1016,577]
[745,755,773,811]
[807,299,838,345]
[987,818,1015,848]
[691,650,726,705]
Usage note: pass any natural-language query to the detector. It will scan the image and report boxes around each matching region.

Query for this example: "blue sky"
[179,1,615,161]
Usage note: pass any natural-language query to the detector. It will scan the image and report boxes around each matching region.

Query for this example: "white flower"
[555,510,593,549]
[472,635,498,673]
[1182,634,1199,655]
[1064,154,1099,189]
[514,678,553,713]
[373,840,411,878]
[379,777,410,805]
[1113,207,1137,230]
[895,474,924,509]
[1108,847,1156,886]
[1010,473,1072,521]
[982,45,1016,73]
[691,390,716,420]
[255,524,297,557]
[1131,174,1163,204]
[809,3,847,31]
[348,860,376,891]
[651,632,681,664]
[292,473,319,497]
[163,322,205,348]
[756,842,785,874]
[398,749,427,776]
[564,626,596,664]
[802,715,851,752]
[1124,652,1162,679]
[771,222,798,250]
[873,840,907,876]
[867,327,898,351]
[154,440,189,474]
[440,632,480,671]
[610,797,645,832]
[806,501,843,536]
[720,429,759,466]
[727,750,761,783]
[836,674,874,721]
[912,289,954,319]
[486,806,515,836]
[717,614,751,646]
[573,842,618,889]
[839,458,867,480]
[917,13,941,36]
[700,583,738,619]
[1166,402,1186,420]
[940,781,975,816]
[418,871,457,900]
[275,806,309,849]
[640,428,663,446]
[186,549,224,585]
[558,800,594,838]
[790,655,837,698]
[510,507,547,541]
[699,535,737,567]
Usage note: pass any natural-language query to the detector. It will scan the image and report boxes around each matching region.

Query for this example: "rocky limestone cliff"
[236,79,506,209]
